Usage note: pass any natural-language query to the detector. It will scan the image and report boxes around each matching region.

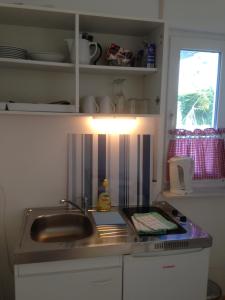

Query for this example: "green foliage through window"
[178,88,214,127]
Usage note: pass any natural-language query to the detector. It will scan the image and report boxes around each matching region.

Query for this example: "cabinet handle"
[91,278,113,286]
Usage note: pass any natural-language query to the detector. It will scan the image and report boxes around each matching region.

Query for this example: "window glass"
[176,50,220,129]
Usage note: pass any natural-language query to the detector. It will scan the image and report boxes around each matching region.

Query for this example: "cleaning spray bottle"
[97,179,111,212]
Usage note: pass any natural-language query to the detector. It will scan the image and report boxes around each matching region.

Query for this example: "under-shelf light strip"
[89,117,137,134]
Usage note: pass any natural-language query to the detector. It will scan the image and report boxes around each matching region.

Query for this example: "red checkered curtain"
[168,128,225,180]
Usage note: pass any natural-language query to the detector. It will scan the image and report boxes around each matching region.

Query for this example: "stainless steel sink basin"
[30,213,94,243]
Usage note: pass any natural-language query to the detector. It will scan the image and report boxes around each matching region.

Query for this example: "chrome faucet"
[60,197,88,215]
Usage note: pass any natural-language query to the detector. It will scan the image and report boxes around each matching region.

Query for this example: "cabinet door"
[123,248,210,300]
[15,256,122,300]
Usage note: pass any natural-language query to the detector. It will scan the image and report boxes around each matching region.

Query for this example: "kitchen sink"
[30,213,94,243]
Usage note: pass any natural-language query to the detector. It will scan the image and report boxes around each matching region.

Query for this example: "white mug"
[141,98,150,114]
[127,98,137,114]
[115,96,126,113]
[79,38,98,64]
[81,96,99,113]
[98,96,116,113]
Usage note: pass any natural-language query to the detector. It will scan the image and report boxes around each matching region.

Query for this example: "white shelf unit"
[0,4,166,115]
[0,4,76,112]
[78,13,165,115]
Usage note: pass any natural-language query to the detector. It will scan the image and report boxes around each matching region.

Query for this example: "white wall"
[163,0,225,294]
[164,0,225,34]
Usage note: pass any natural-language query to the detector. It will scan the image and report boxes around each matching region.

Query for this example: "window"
[177,50,220,130]
[166,33,225,182]
[166,33,225,131]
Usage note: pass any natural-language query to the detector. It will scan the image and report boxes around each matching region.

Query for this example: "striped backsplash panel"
[67,134,152,208]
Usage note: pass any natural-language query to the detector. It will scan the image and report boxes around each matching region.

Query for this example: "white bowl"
[29,52,65,62]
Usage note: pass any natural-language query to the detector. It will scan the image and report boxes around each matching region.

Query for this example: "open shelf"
[0,110,159,117]
[79,64,157,76]
[79,14,164,36]
[0,58,74,72]
[0,3,75,30]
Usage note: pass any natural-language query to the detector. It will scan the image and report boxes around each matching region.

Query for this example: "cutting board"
[92,211,126,226]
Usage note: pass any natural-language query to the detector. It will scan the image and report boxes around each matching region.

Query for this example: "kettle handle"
[92,43,103,65]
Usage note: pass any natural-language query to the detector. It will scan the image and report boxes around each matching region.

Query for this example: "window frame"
[164,30,225,188]
[177,49,220,129]
[166,30,225,131]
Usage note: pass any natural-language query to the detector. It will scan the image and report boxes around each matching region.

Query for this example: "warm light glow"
[89,117,137,134]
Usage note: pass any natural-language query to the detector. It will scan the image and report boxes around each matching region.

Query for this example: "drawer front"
[15,257,122,300]
[16,255,122,277]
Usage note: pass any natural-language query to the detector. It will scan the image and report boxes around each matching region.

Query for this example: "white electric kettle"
[168,156,194,195]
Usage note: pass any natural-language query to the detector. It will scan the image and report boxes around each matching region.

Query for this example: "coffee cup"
[81,96,99,113]
[138,98,151,114]
[98,96,116,113]
[115,96,126,113]
[127,98,138,114]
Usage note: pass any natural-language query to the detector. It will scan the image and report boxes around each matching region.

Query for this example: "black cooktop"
[122,206,186,236]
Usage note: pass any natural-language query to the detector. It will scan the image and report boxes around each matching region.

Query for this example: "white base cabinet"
[15,256,122,300]
[123,248,210,300]
[15,249,210,300]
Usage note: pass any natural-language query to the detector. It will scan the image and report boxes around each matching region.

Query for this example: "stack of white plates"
[29,52,65,62]
[0,46,27,59]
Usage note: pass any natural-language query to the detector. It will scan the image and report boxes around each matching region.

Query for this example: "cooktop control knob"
[179,215,187,223]
[172,209,178,216]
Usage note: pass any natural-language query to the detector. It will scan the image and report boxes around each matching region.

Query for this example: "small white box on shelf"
[7,103,76,113]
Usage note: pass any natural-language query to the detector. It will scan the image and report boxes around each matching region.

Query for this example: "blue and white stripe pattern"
[67,134,152,207]
[119,135,130,207]
[98,135,106,192]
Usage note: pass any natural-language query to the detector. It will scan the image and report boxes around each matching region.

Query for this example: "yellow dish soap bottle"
[97,179,111,212]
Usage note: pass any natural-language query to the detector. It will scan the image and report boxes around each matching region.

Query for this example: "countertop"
[14,201,212,265]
